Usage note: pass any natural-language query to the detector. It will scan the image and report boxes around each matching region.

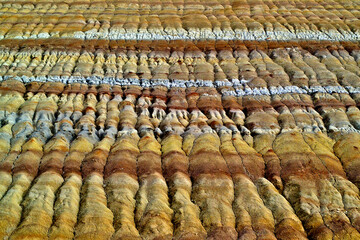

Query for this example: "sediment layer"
[0,62,360,238]
[0,0,359,41]
[1,1,360,237]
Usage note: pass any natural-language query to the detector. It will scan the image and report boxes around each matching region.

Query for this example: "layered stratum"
[0,0,359,41]
[0,0,360,240]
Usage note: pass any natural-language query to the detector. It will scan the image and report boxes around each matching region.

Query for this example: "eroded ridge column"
[74,85,115,239]
[185,86,237,239]
[316,89,360,191]
[9,84,75,239]
[0,81,25,162]
[160,87,206,239]
[232,102,305,239]
[48,86,98,239]
[0,85,36,198]
[269,46,360,236]
[201,85,278,240]
[273,92,360,239]
[312,93,360,234]
[216,49,309,239]
[135,86,174,239]
[0,90,59,239]
[105,86,141,240]
[0,81,56,199]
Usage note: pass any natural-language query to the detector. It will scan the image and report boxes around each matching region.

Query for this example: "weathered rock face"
[1,0,360,238]
[0,0,358,41]
[0,72,359,240]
